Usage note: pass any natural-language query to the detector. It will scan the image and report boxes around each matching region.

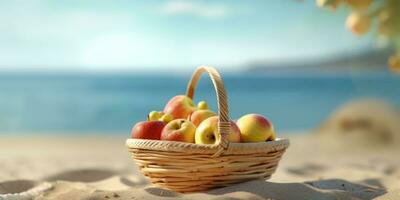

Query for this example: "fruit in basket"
[131,121,166,140]
[237,114,275,142]
[189,110,216,127]
[148,111,173,123]
[195,116,241,144]
[164,95,197,119]
[270,131,277,141]
[148,111,163,121]
[197,101,209,110]
[161,119,196,143]
[159,113,173,123]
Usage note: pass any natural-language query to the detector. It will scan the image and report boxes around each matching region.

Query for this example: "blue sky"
[0,0,373,71]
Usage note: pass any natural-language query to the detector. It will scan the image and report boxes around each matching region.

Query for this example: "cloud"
[0,1,139,68]
[159,1,232,19]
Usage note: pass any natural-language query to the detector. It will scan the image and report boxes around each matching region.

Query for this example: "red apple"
[161,119,196,143]
[131,121,166,140]
[163,95,197,119]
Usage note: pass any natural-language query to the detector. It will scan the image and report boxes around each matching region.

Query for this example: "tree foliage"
[317,0,400,72]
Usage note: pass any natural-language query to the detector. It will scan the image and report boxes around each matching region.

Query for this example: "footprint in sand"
[0,180,52,200]
[305,179,386,200]
[286,163,327,176]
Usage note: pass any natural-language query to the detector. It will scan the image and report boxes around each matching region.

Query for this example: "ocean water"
[0,72,399,134]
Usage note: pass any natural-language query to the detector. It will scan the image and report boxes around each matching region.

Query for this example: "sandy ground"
[1,133,399,200]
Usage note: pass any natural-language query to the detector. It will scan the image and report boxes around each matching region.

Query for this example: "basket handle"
[186,66,230,156]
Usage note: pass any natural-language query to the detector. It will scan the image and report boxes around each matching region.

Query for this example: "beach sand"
[1,132,399,200]
[3,99,398,200]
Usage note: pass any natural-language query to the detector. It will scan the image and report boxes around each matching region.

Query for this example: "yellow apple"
[148,111,163,121]
[195,116,241,144]
[148,111,173,123]
[236,114,275,142]
[197,101,209,110]
[161,119,196,143]
[189,110,216,127]
[160,113,173,123]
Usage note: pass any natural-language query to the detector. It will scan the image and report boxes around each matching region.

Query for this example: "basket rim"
[126,138,289,155]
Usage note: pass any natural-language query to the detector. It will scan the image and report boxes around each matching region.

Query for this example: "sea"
[0,71,399,135]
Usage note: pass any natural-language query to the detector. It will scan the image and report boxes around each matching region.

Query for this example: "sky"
[0,0,374,71]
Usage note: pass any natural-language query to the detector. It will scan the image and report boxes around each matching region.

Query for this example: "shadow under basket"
[126,66,290,193]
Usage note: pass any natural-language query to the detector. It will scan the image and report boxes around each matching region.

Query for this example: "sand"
[2,99,399,200]
[1,132,399,200]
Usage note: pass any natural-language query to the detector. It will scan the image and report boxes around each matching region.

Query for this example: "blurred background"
[0,0,399,135]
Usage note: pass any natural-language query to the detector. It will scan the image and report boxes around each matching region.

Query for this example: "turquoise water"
[0,72,399,134]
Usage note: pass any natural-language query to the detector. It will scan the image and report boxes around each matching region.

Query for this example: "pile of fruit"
[131,95,276,144]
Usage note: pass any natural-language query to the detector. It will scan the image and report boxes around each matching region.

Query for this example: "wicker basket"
[126,66,289,193]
